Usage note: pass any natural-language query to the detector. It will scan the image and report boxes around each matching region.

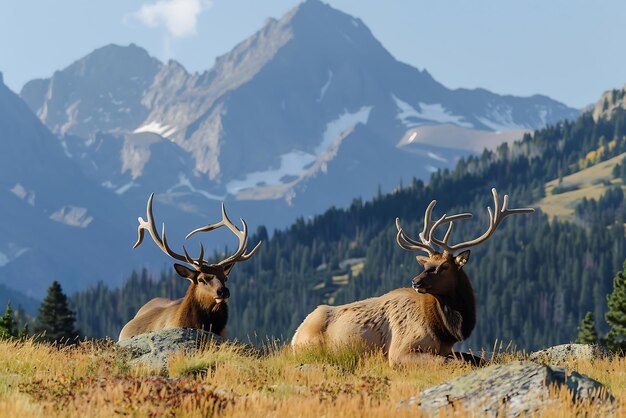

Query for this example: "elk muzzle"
[412,273,430,293]
[216,286,230,302]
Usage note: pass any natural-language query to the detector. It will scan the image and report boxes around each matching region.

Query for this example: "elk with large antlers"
[291,188,533,367]
[118,194,261,341]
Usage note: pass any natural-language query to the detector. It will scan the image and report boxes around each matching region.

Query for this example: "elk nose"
[412,277,423,289]
[217,287,230,299]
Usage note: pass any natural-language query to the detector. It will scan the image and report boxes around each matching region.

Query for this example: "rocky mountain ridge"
[20,0,578,211]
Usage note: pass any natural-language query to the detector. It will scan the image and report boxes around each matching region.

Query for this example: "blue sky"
[1,0,624,108]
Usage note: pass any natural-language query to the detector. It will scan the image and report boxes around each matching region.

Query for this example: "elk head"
[396,188,534,297]
[133,194,261,304]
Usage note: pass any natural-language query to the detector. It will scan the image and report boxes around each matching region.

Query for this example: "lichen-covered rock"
[118,327,222,371]
[529,343,613,365]
[398,361,614,417]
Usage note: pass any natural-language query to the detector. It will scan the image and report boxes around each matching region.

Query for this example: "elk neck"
[434,268,476,342]
[177,283,228,335]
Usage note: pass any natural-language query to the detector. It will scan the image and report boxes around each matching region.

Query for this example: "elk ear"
[416,255,430,266]
[174,263,198,284]
[454,250,470,269]
[223,263,235,276]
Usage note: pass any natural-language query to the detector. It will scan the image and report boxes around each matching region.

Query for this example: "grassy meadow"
[0,338,623,417]
[538,151,626,221]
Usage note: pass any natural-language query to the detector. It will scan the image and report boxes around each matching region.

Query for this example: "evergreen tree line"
[576,260,626,352]
[68,108,626,351]
[574,186,626,227]
[0,280,77,343]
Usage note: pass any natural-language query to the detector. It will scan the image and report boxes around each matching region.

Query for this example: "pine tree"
[0,303,17,339]
[606,261,626,353]
[575,312,598,344]
[37,281,78,343]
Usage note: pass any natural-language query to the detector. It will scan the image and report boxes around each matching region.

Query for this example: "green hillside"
[71,103,626,351]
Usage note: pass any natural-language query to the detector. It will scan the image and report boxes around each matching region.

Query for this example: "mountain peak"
[592,85,626,122]
[286,0,367,34]
[19,43,162,138]
[71,43,161,75]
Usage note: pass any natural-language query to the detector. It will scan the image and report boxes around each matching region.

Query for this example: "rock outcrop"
[118,327,223,371]
[529,343,613,365]
[398,361,614,417]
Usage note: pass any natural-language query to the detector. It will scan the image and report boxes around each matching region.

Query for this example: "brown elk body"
[118,194,261,341]
[291,189,533,367]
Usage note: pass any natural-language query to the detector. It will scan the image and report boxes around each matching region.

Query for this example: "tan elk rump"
[118,194,261,341]
[291,188,534,367]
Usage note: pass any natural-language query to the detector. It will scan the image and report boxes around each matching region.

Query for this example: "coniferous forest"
[71,107,626,351]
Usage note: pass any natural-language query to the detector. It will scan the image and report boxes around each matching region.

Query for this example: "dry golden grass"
[538,152,626,221]
[0,338,623,417]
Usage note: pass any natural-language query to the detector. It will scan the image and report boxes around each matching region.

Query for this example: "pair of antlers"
[134,194,261,271]
[396,188,534,257]
[135,188,530,269]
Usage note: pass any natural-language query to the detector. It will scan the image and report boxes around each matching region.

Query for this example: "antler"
[186,203,262,266]
[396,200,472,256]
[435,188,534,254]
[396,188,534,256]
[134,193,205,269]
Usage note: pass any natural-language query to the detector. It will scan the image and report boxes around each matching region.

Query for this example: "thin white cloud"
[130,0,212,38]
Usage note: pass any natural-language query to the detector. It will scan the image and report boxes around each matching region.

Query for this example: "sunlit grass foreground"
[0,338,623,417]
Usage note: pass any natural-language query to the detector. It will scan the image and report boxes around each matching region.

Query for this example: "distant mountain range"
[1,0,580,303]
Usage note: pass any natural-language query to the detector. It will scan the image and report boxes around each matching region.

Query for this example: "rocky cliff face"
[591,84,626,122]
[20,1,579,207]
[21,43,161,139]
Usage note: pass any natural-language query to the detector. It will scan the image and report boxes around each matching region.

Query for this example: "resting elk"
[118,194,261,341]
[291,188,533,367]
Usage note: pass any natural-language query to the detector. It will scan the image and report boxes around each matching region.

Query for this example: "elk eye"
[425,267,436,274]
[439,263,450,272]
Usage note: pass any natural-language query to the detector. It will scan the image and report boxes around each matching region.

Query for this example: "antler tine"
[198,243,205,266]
[185,203,261,267]
[442,222,454,245]
[395,199,473,255]
[133,193,195,266]
[418,200,437,245]
[185,203,238,238]
[395,218,435,256]
[444,188,535,253]
[237,239,263,261]
[218,217,249,266]
[428,213,473,254]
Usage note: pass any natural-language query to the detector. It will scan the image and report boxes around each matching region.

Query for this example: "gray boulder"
[398,361,614,417]
[530,343,613,365]
[118,327,223,371]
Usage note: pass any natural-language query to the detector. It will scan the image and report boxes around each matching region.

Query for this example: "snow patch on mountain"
[427,152,448,163]
[315,106,372,154]
[0,244,29,267]
[226,106,372,195]
[10,183,36,206]
[392,95,472,128]
[476,105,526,131]
[167,173,226,200]
[226,151,317,194]
[133,121,177,138]
[49,206,93,228]
[419,103,473,128]
[317,70,333,102]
